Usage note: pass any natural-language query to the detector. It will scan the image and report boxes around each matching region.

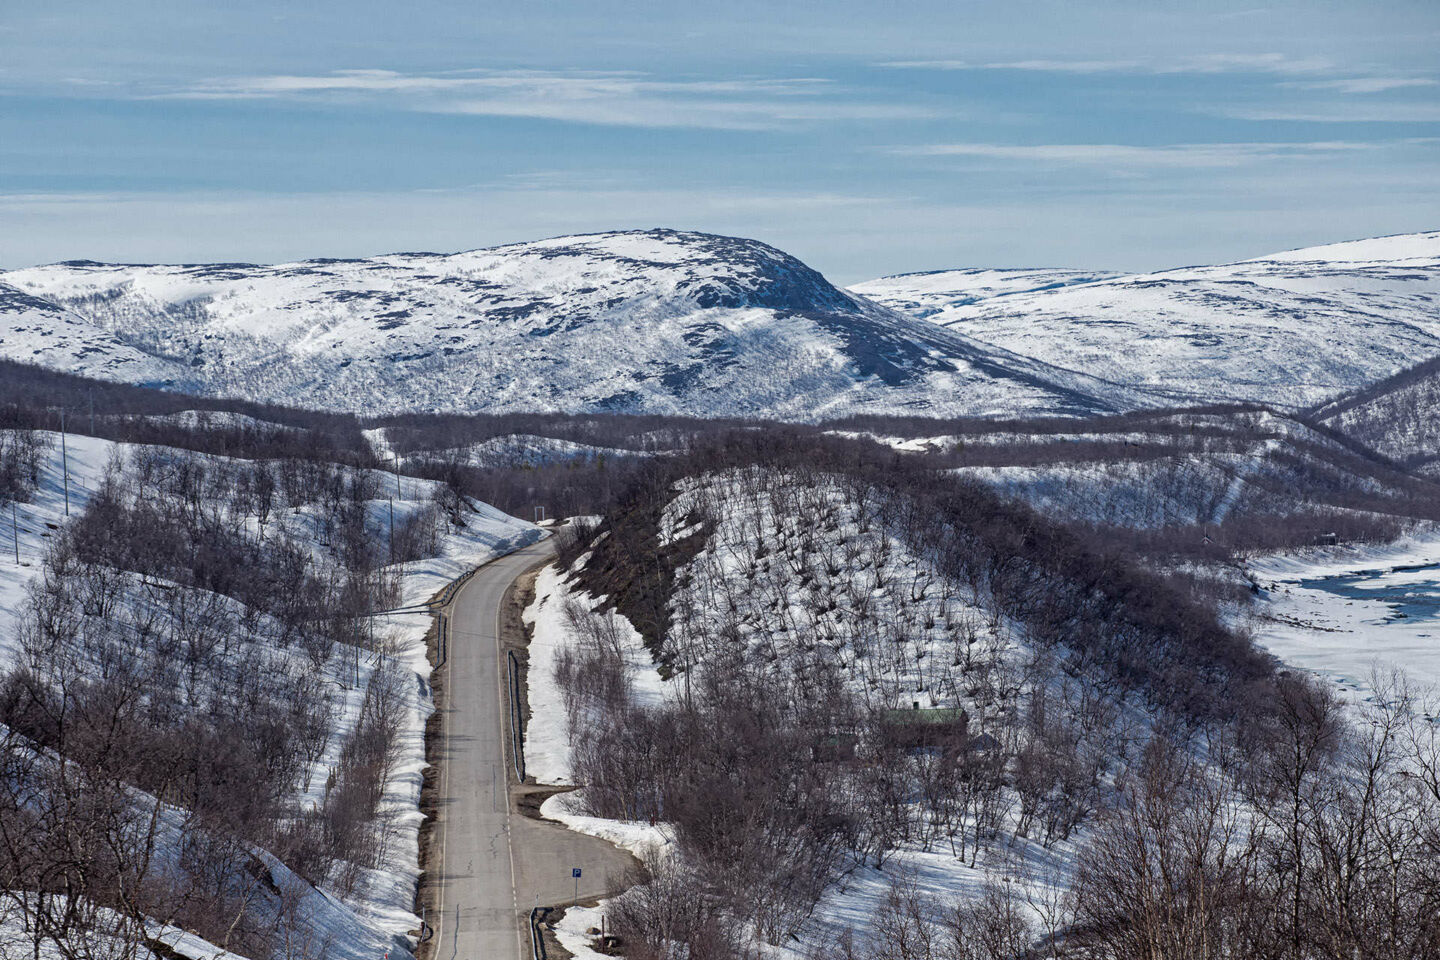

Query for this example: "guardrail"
[431,550,493,608]
[429,540,514,668]
[528,906,551,960]
[507,649,526,781]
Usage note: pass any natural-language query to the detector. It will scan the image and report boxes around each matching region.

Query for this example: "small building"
[878,704,969,753]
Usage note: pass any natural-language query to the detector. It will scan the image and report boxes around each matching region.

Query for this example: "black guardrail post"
[528,906,549,960]
[508,650,526,781]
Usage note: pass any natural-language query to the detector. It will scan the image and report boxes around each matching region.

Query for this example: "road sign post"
[572,866,581,902]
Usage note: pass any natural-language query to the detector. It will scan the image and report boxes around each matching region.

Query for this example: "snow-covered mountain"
[0,230,1129,420]
[854,231,1440,410]
[10,227,1439,421]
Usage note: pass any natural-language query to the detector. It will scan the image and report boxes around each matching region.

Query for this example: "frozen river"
[1250,540,1440,698]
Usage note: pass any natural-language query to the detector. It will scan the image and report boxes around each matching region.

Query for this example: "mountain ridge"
[853,229,1440,411]
[6,227,1439,422]
[0,229,1132,420]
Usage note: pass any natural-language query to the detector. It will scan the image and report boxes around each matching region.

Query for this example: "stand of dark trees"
[0,360,375,465]
[407,452,653,520]
[372,409,763,457]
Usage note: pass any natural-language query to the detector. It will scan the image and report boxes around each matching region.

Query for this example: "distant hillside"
[854,231,1440,410]
[1311,354,1440,476]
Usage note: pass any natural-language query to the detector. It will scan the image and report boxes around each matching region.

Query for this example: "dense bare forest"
[540,429,1440,959]
[3,359,1440,958]
[0,370,477,957]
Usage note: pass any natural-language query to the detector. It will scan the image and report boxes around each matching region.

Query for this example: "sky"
[2,0,1438,282]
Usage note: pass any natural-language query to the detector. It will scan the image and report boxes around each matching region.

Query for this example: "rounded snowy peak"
[1244,230,1440,265]
[442,228,859,314]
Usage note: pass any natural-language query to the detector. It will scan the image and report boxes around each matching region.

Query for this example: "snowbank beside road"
[523,560,668,786]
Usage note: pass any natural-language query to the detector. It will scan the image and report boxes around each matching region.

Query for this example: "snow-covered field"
[0,430,541,959]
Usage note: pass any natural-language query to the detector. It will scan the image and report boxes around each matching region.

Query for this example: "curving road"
[432,537,634,960]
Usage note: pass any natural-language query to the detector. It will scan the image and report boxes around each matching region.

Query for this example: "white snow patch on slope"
[850,267,1118,318]
[1247,230,1440,264]
[0,904,239,960]
[523,561,668,786]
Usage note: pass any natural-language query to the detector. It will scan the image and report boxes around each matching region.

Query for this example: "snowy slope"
[849,267,1119,321]
[0,430,541,959]
[1311,355,1440,475]
[1251,230,1440,264]
[854,231,1440,410]
[0,231,1130,420]
[0,280,192,387]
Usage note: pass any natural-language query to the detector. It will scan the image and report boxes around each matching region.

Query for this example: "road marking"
[428,543,549,960]
[493,561,527,959]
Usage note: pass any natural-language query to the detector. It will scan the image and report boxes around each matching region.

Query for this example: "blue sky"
[2,0,1438,281]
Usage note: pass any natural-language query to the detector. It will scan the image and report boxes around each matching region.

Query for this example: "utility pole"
[388,496,395,564]
[11,504,18,565]
[88,390,95,435]
[59,408,70,517]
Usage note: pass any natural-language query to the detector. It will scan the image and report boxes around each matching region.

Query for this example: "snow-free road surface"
[433,538,635,960]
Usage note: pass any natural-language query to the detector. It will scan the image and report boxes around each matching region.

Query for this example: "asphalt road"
[432,537,635,960]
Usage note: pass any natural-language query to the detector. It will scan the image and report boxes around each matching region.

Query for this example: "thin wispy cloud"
[891,140,1426,168]
[159,68,930,130]
[1281,77,1437,94]
[4,0,1436,275]
[1219,103,1440,122]
[879,53,1334,76]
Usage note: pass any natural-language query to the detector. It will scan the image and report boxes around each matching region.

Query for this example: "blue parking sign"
[572,868,582,878]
